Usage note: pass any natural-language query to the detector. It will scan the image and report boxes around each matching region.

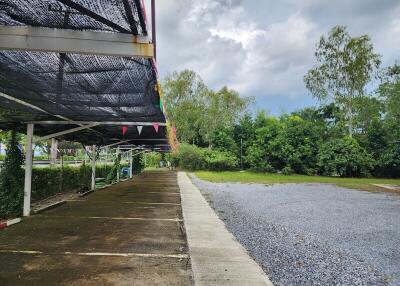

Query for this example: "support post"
[151,0,156,61]
[91,145,96,191]
[129,149,133,179]
[116,146,120,183]
[50,138,58,166]
[23,124,34,217]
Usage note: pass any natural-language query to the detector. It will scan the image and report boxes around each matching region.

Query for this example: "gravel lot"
[192,176,400,286]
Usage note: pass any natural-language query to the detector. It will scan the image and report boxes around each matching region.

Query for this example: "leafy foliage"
[204,149,238,171]
[304,26,381,137]
[177,143,206,171]
[131,150,144,175]
[317,137,374,177]
[0,131,24,217]
[163,70,251,145]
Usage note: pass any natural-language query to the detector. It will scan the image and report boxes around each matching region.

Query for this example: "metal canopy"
[0,0,167,146]
[0,0,168,217]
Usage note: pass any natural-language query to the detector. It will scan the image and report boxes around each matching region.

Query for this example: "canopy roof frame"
[0,25,153,58]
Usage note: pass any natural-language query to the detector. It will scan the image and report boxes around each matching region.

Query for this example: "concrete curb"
[0,218,22,230]
[33,201,66,214]
[178,172,273,286]
[78,190,94,197]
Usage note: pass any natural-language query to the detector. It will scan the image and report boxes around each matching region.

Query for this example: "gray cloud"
[144,0,400,114]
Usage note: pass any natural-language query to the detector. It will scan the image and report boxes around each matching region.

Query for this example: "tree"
[317,137,374,177]
[163,70,250,146]
[304,26,381,137]
[0,130,24,217]
[163,70,209,145]
[379,63,400,141]
[210,126,237,154]
[203,87,252,143]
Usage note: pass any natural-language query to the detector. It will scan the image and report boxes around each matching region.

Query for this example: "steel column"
[116,146,120,183]
[129,149,133,178]
[50,138,58,166]
[151,0,156,61]
[23,124,34,217]
[91,145,96,191]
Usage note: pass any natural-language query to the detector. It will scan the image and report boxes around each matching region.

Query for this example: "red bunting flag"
[153,123,159,133]
[122,126,128,136]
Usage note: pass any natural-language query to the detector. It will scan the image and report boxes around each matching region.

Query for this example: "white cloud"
[146,0,400,114]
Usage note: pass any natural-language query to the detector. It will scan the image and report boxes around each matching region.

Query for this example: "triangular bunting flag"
[159,98,163,111]
[137,125,143,135]
[122,126,128,136]
[153,123,159,133]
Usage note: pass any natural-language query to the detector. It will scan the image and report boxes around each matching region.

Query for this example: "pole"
[129,149,133,178]
[50,138,58,166]
[240,138,243,170]
[91,145,96,191]
[151,0,156,61]
[116,146,120,183]
[23,124,34,216]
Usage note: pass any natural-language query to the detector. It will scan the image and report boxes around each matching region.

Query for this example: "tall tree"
[163,70,209,144]
[304,26,381,137]
[379,63,400,141]
[163,70,250,145]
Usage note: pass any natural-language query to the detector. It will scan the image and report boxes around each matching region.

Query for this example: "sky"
[144,0,400,115]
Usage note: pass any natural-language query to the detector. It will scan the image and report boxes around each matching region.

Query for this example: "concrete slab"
[178,172,273,286]
[0,171,192,285]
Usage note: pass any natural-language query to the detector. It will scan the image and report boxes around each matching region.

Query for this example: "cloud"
[145,0,400,114]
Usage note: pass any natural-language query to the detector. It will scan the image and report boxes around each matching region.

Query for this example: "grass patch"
[194,171,400,193]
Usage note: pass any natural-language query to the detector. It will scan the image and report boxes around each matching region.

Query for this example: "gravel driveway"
[192,177,400,286]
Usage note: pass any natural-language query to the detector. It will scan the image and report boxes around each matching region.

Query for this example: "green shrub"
[317,137,374,177]
[131,151,144,175]
[0,131,24,218]
[106,153,121,184]
[177,143,206,171]
[282,166,294,175]
[375,143,400,178]
[204,149,238,171]
[145,152,162,167]
[245,145,275,172]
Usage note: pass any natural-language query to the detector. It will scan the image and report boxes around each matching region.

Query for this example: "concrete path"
[178,172,273,286]
[0,171,192,285]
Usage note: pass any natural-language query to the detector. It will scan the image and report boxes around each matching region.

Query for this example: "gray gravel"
[192,177,400,286]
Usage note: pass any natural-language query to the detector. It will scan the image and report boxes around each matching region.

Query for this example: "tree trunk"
[348,103,353,138]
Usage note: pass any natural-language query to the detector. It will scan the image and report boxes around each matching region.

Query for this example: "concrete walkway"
[0,171,192,285]
[178,172,273,286]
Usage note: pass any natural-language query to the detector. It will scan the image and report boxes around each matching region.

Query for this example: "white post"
[129,149,133,179]
[50,138,58,166]
[23,124,34,217]
[91,145,96,191]
[116,146,120,182]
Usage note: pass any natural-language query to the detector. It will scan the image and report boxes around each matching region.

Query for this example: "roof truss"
[0,25,153,58]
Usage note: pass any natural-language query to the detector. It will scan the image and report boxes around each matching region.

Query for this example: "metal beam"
[56,0,131,34]
[101,140,134,149]
[0,91,103,136]
[27,120,166,126]
[0,25,154,58]
[33,123,100,143]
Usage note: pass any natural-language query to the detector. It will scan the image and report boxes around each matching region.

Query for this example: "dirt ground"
[0,171,192,286]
